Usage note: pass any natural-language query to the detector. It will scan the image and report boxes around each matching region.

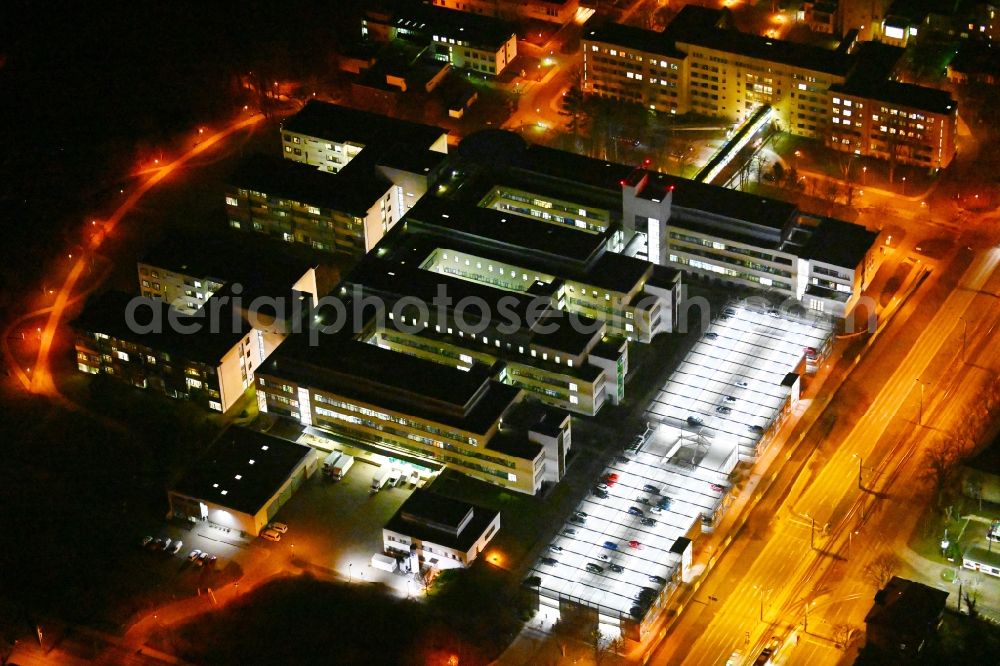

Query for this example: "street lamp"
[853,453,863,490]
[916,378,930,425]
[804,600,814,633]
[804,514,816,549]
[349,562,353,583]
[862,166,867,185]
[959,316,968,363]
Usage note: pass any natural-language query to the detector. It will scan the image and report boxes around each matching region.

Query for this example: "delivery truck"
[330,454,354,481]
[371,553,397,573]
[322,451,342,477]
[370,468,392,494]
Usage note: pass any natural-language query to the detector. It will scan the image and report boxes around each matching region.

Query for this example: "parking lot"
[646,303,832,460]
[528,302,834,629]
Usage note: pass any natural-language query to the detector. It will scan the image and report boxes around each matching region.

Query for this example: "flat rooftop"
[139,229,317,299]
[281,100,446,151]
[171,427,311,515]
[800,217,878,269]
[374,1,516,49]
[405,196,608,267]
[833,79,956,115]
[228,153,391,217]
[73,290,250,363]
[584,22,687,60]
[385,489,500,553]
[665,6,852,76]
[262,334,522,437]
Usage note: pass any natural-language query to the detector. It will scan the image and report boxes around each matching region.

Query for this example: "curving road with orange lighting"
[1,111,265,398]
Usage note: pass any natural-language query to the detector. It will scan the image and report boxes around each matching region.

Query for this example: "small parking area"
[256,454,421,594]
[646,302,832,459]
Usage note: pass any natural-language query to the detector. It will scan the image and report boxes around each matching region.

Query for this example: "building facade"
[580,7,958,167]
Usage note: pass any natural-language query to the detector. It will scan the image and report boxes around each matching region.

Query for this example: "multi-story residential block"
[137,232,325,314]
[73,291,274,413]
[237,101,450,256]
[428,0,580,24]
[364,1,518,76]
[826,44,958,169]
[580,6,957,167]
[225,152,445,256]
[255,333,566,495]
[279,100,448,174]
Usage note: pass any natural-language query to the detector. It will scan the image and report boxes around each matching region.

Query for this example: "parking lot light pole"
[853,454,863,490]
[804,514,816,549]
[349,562,353,583]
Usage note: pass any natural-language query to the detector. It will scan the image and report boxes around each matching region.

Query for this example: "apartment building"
[280,100,448,174]
[428,0,580,24]
[137,232,323,314]
[73,291,272,413]
[259,102,449,255]
[828,79,957,169]
[580,7,958,166]
[582,22,687,113]
[882,0,998,46]
[255,333,563,495]
[363,2,518,76]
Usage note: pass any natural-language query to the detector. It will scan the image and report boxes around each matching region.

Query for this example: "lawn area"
[154,571,529,666]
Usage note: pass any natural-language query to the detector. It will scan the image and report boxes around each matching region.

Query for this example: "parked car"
[575,511,588,519]
[268,522,288,534]
[724,307,736,316]
[169,540,184,555]
[768,309,780,318]
[640,517,657,527]
[657,497,672,510]
[586,563,604,574]
[628,506,644,516]
[549,545,563,553]
[199,553,217,567]
[642,484,661,494]
[261,528,282,542]
[735,379,749,388]
[541,557,559,566]
[616,454,633,464]
[141,536,153,548]
[748,424,765,435]
[602,541,619,550]
[709,483,726,492]
[562,528,577,536]
[592,488,609,499]
[570,515,587,525]
[724,395,737,403]
[597,553,611,562]
[716,406,732,415]
[595,483,609,491]
[649,575,666,585]
[705,332,719,340]
[187,549,202,562]
[687,416,704,427]
[635,496,649,505]
[650,506,664,514]
[629,540,644,550]
[609,564,625,573]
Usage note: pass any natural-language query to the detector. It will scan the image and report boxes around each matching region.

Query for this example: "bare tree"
[864,551,902,588]
[964,588,979,619]
[832,623,856,649]
[922,436,966,507]
[590,629,623,666]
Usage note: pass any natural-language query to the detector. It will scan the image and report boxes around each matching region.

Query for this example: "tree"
[922,436,965,508]
[864,551,902,588]
[832,623,856,649]
[589,629,623,666]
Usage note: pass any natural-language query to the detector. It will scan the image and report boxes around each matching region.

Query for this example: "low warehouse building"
[383,489,500,569]
[168,427,314,537]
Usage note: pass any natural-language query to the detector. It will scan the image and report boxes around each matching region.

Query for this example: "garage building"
[168,427,314,537]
